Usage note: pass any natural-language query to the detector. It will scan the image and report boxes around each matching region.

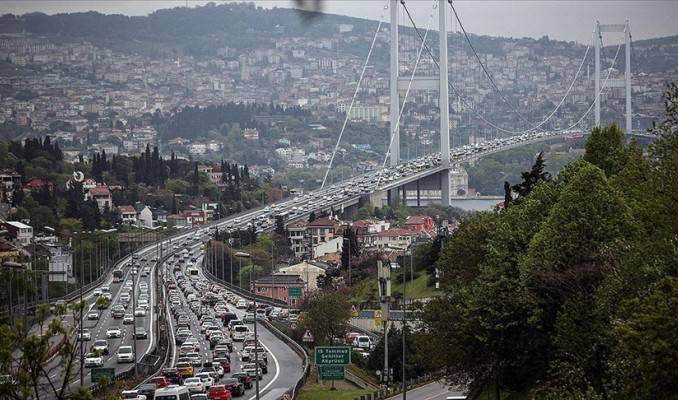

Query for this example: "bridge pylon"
[595,20,632,132]
[389,0,452,205]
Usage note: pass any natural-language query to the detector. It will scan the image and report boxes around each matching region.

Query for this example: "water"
[449,198,501,211]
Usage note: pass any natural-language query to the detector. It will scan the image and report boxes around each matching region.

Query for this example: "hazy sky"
[1,1,677,44]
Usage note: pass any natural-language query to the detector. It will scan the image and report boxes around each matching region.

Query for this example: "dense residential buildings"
[0,6,672,185]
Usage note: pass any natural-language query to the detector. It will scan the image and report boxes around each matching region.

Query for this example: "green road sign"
[288,287,302,298]
[319,365,345,380]
[315,346,351,365]
[91,367,115,383]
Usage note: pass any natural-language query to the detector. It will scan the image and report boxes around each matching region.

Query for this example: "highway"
[34,244,162,398]
[162,243,304,398]
[387,382,467,400]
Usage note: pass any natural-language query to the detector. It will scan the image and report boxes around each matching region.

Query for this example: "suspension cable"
[402,1,605,135]
[320,1,388,189]
[448,0,531,126]
[562,39,624,131]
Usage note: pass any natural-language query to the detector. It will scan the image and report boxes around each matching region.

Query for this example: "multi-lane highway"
[34,244,162,397]
[158,241,304,398]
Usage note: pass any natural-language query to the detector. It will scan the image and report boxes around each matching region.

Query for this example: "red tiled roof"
[376,228,413,238]
[287,220,307,229]
[23,178,53,189]
[117,205,136,214]
[88,186,111,196]
[404,215,430,225]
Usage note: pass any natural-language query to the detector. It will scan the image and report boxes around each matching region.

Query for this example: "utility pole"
[235,252,259,399]
[377,260,392,397]
[78,233,84,385]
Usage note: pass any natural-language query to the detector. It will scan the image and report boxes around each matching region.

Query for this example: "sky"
[1,1,677,44]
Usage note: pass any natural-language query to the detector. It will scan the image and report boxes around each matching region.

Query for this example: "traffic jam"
[122,241,274,400]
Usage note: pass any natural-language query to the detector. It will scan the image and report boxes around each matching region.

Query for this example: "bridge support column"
[441,169,451,207]
[416,180,421,207]
[389,0,400,166]
[438,0,451,208]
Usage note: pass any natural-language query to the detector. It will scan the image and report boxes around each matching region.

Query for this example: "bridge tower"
[389,0,452,206]
[595,20,632,132]
[389,0,400,167]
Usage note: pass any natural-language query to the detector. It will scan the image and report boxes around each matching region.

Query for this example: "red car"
[207,385,232,400]
[149,376,171,388]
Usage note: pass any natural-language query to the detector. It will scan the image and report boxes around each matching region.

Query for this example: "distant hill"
[0,2,676,73]
[0,3,375,58]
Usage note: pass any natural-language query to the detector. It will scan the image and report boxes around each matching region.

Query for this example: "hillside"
[0,3,677,73]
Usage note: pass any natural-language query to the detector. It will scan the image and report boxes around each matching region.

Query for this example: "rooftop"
[254,274,304,285]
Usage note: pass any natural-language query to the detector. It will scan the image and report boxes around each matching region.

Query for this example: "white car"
[116,345,135,363]
[134,308,146,317]
[93,288,102,297]
[194,372,214,389]
[87,311,100,320]
[123,314,134,324]
[183,377,204,393]
[84,352,103,368]
[77,329,91,341]
[106,327,122,338]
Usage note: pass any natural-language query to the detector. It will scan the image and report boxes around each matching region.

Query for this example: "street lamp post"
[3,261,23,325]
[235,251,259,400]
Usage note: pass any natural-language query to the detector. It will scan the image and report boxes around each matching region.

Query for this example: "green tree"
[583,124,627,176]
[340,226,359,272]
[301,291,351,345]
[0,302,91,400]
[610,277,678,400]
[510,151,551,201]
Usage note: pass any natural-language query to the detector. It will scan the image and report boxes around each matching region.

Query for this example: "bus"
[112,269,124,283]
[187,267,199,278]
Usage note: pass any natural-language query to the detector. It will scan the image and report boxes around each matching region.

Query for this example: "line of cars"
[77,253,155,373]
[124,252,269,400]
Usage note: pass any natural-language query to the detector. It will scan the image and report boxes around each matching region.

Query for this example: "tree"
[316,267,341,290]
[274,215,285,235]
[0,302,93,400]
[367,326,427,383]
[301,291,351,345]
[511,151,551,200]
[583,124,627,176]
[340,226,359,272]
[308,211,316,223]
[610,277,678,399]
